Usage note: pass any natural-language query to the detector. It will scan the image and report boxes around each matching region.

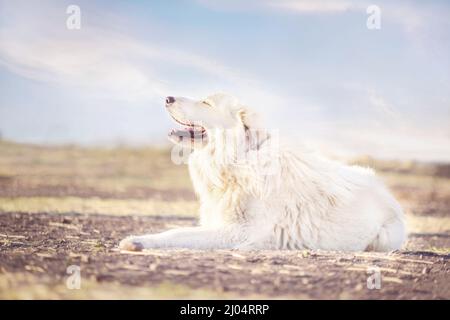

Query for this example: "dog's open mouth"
[168,115,207,143]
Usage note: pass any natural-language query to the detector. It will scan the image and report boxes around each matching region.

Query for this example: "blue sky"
[0,0,449,161]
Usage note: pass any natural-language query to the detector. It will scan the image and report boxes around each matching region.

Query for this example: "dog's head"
[165,93,262,149]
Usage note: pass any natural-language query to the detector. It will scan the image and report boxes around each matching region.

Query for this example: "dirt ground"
[0,141,449,299]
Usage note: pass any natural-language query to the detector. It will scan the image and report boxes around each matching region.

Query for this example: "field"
[0,141,448,299]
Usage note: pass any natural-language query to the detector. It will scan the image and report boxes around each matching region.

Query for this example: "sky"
[0,0,449,162]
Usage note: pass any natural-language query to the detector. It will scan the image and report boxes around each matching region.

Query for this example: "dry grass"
[0,272,252,300]
[0,140,192,192]
[0,141,449,299]
[0,197,447,235]
[0,197,198,217]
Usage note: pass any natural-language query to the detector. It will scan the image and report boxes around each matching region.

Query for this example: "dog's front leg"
[119,226,244,251]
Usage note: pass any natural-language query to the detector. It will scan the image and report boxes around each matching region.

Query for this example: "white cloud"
[0,25,241,102]
[267,0,356,13]
[195,0,359,14]
[0,0,449,161]
[0,21,163,102]
[195,0,440,37]
[0,1,272,104]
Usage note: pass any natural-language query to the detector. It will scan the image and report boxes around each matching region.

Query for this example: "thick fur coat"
[120,94,406,251]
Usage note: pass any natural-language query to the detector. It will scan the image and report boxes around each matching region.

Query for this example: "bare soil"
[0,212,448,299]
[0,141,449,299]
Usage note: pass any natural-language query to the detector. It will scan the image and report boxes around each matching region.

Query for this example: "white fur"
[120,93,406,252]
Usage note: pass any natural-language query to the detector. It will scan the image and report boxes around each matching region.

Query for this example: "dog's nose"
[166,96,175,105]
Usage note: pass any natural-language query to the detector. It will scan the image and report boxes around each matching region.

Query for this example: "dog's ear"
[237,107,266,131]
[237,108,269,151]
[237,109,251,131]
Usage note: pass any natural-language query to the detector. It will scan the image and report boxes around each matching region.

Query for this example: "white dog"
[120,93,406,251]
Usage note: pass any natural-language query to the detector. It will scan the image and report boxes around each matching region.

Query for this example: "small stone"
[354,283,364,291]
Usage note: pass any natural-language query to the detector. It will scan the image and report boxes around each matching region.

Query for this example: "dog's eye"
[202,100,213,107]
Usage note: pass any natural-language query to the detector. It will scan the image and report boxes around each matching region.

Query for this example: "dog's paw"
[119,237,145,251]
